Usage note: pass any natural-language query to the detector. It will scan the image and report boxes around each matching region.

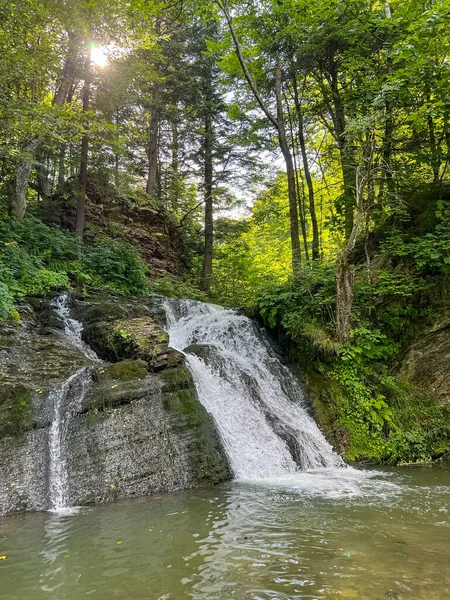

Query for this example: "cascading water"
[52,294,99,361]
[48,368,92,511]
[165,299,343,480]
[47,295,98,511]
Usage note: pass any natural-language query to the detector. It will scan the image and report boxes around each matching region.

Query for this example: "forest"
[1,0,450,466]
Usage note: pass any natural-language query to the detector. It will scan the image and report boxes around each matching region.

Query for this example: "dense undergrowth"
[0,210,206,321]
[0,215,150,319]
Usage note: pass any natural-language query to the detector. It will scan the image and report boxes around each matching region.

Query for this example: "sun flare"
[91,45,108,68]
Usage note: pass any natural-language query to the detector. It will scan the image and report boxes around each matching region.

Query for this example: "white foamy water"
[48,368,93,512]
[52,294,99,361]
[48,294,99,511]
[164,300,343,480]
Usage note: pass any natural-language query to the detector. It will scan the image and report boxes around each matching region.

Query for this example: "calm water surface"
[1,465,449,600]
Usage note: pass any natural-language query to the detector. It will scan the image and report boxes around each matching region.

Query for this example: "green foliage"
[319,327,450,464]
[0,216,149,319]
[85,240,148,294]
[381,201,450,274]
[256,263,337,340]
[150,275,207,302]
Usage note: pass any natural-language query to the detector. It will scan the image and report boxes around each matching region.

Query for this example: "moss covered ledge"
[83,316,183,372]
[160,366,231,485]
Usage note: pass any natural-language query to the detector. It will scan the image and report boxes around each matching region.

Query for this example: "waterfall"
[165,299,342,480]
[48,294,97,511]
[52,294,99,361]
[48,368,93,511]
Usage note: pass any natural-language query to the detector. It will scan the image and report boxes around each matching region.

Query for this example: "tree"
[214,0,302,273]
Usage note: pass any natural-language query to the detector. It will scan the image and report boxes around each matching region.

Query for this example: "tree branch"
[215,0,279,131]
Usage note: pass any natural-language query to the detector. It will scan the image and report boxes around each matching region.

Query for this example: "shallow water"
[1,465,449,600]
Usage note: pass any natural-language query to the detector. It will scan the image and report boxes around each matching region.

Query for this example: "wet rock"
[83,315,183,372]
[65,364,230,507]
[185,343,214,362]
[398,312,450,404]
[93,360,148,382]
[0,294,230,515]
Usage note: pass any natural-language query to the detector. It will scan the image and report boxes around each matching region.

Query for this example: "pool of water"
[1,465,449,600]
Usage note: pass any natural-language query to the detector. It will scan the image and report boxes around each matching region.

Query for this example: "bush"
[85,240,149,294]
[0,216,150,320]
[150,275,207,301]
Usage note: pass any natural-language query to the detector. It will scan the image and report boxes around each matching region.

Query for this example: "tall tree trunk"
[57,144,66,189]
[75,46,91,238]
[202,110,214,293]
[169,118,180,212]
[146,82,161,201]
[275,60,301,272]
[296,168,310,260]
[328,69,355,239]
[36,149,53,200]
[11,136,42,219]
[284,87,309,260]
[284,86,309,260]
[426,93,440,183]
[114,113,120,188]
[53,32,81,107]
[201,61,215,293]
[335,141,374,342]
[378,97,394,205]
[336,259,355,344]
[292,76,320,259]
[218,1,301,271]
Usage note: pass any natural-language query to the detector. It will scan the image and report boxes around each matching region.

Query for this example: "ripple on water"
[0,466,449,600]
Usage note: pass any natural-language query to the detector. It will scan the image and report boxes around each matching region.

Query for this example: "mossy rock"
[159,366,193,393]
[0,383,33,436]
[83,316,183,372]
[398,315,450,405]
[302,364,349,456]
[88,377,151,412]
[93,360,148,382]
[73,302,129,326]
[160,366,231,484]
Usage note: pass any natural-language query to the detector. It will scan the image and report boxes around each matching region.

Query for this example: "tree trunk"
[427,94,440,183]
[75,47,91,238]
[170,119,180,211]
[11,136,42,219]
[53,31,81,107]
[202,76,214,293]
[275,60,301,272]
[146,82,161,201]
[36,150,53,200]
[292,76,320,260]
[218,2,301,271]
[378,97,394,205]
[335,259,355,344]
[328,69,355,239]
[285,88,309,260]
[335,146,373,343]
[10,30,80,219]
[294,156,310,261]
[57,144,66,189]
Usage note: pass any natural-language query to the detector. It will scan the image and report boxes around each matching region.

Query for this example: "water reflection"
[40,513,75,594]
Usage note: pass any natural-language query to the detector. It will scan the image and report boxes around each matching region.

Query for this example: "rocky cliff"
[0,295,230,515]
